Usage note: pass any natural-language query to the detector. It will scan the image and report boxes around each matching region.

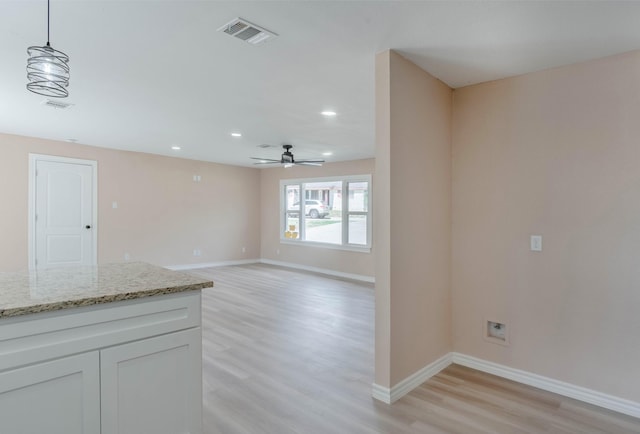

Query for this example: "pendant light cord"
[47,0,50,46]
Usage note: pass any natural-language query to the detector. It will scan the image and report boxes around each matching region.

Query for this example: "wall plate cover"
[484,318,509,346]
[530,235,542,252]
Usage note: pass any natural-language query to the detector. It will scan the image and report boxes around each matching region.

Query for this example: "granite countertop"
[0,262,213,318]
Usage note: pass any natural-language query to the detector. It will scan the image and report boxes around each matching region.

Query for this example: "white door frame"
[28,154,98,270]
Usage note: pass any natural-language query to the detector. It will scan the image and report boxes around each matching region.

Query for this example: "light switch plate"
[530,235,542,252]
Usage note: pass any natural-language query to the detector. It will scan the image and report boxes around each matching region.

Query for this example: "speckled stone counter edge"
[0,262,214,319]
[0,281,212,318]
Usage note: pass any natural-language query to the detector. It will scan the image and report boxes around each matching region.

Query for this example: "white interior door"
[31,156,97,269]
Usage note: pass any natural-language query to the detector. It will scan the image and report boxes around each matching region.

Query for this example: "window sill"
[280,239,371,253]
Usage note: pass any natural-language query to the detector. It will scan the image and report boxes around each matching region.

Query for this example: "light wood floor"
[190,264,640,434]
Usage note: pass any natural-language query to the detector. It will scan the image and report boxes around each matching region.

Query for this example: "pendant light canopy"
[27,0,70,98]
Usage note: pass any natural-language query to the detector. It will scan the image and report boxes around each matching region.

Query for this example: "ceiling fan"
[251,144,324,167]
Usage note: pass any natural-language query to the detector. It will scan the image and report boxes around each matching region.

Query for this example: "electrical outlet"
[242,247,246,253]
[193,249,202,257]
[124,253,130,261]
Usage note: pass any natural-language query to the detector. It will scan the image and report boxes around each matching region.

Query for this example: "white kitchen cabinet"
[0,352,101,434]
[101,328,203,434]
[0,291,203,434]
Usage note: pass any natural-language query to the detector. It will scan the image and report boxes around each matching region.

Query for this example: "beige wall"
[452,51,640,401]
[259,159,375,278]
[0,133,261,271]
[6,47,638,406]
[375,51,452,387]
[374,51,392,388]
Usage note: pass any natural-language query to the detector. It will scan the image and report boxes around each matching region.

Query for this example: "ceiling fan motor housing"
[282,145,294,163]
[250,144,323,166]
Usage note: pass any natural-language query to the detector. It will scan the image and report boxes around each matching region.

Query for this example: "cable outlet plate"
[484,319,509,346]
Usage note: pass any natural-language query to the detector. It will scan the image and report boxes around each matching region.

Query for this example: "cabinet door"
[0,352,100,434]
[101,328,203,434]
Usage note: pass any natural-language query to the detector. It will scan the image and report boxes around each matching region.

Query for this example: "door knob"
[85,225,91,229]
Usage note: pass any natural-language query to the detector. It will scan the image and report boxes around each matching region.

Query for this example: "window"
[281,175,371,251]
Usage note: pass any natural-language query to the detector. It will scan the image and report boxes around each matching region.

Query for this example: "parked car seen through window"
[293,200,329,219]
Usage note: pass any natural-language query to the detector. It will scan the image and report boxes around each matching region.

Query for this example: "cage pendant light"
[27,0,70,98]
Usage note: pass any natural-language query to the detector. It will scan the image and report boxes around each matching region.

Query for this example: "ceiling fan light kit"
[27,0,70,98]
[251,144,325,167]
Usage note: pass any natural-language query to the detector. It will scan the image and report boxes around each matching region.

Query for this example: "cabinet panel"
[101,327,202,434]
[0,352,100,434]
[0,291,201,372]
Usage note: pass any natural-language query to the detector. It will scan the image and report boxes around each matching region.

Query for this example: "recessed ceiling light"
[171,146,181,150]
[321,111,337,117]
[322,152,333,156]
[231,132,242,137]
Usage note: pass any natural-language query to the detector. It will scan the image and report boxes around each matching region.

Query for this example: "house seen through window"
[281,176,371,250]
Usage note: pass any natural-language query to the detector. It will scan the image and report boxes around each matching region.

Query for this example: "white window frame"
[279,175,372,252]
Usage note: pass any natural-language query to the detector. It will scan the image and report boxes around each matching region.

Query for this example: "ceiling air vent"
[218,18,277,45]
[41,99,74,110]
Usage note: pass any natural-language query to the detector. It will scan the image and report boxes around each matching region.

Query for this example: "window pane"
[348,182,368,212]
[303,181,341,244]
[305,216,341,244]
[304,181,341,215]
[284,185,301,239]
[285,184,300,211]
[284,213,300,240]
[348,215,367,245]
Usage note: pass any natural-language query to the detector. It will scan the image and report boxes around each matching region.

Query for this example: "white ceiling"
[2,1,640,167]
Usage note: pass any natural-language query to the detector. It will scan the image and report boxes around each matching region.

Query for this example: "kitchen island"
[0,262,213,434]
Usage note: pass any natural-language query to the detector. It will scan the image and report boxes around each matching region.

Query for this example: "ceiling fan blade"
[296,161,324,167]
[250,157,280,162]
[253,161,280,165]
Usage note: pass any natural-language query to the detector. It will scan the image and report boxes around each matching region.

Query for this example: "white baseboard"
[259,258,375,283]
[451,352,640,419]
[372,353,452,404]
[164,259,259,271]
[164,258,375,283]
[371,383,393,404]
[371,352,640,419]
